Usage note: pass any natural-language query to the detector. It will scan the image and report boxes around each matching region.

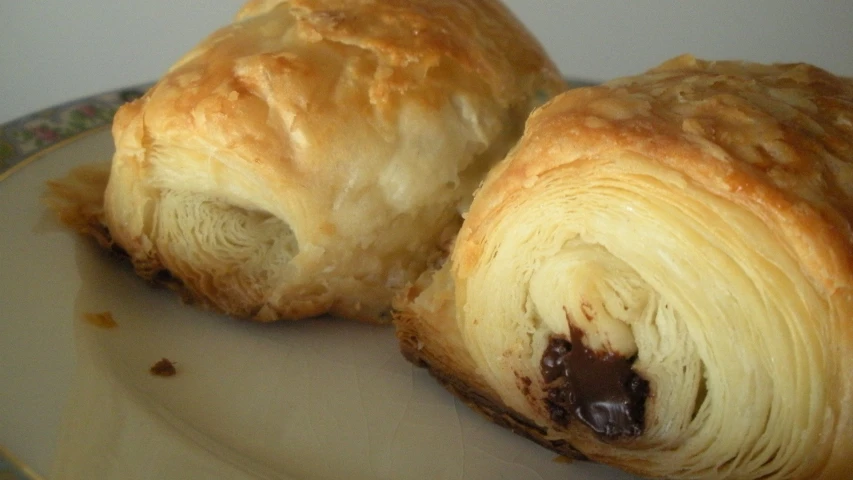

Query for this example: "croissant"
[47,0,565,322]
[394,55,853,479]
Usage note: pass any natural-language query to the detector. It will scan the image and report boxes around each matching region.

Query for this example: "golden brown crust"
[395,55,853,479]
[93,0,566,323]
[479,54,853,295]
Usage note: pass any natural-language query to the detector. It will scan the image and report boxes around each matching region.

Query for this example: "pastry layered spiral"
[48,0,564,322]
[395,55,853,479]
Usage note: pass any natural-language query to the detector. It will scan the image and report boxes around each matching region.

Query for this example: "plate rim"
[0,83,151,182]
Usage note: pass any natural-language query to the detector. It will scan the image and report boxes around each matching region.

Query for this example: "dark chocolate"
[540,323,649,439]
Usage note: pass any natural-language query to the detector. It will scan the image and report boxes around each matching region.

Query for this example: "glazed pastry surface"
[55,0,565,322]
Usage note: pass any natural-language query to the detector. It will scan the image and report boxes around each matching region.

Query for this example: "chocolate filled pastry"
[46,0,566,322]
[394,55,853,479]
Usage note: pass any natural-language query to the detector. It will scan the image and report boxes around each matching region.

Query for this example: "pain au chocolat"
[47,0,566,322]
[394,55,853,479]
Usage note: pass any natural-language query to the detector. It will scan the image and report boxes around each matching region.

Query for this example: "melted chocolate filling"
[540,324,649,439]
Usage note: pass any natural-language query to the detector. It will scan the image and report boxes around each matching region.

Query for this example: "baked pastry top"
[72,0,566,322]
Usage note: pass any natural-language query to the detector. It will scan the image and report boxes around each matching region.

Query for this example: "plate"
[0,89,639,480]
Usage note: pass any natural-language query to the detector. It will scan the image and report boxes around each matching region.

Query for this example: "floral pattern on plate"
[0,84,151,177]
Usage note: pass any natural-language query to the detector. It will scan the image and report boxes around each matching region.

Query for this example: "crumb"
[150,358,177,377]
[553,455,575,464]
[83,311,118,329]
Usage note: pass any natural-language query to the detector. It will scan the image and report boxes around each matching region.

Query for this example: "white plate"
[0,91,640,480]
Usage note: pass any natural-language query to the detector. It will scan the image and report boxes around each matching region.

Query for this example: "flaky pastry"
[48,0,566,322]
[395,55,853,479]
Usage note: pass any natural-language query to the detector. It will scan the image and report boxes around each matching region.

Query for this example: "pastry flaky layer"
[55,0,565,322]
[395,55,853,479]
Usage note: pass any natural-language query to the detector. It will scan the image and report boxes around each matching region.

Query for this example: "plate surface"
[0,91,640,480]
